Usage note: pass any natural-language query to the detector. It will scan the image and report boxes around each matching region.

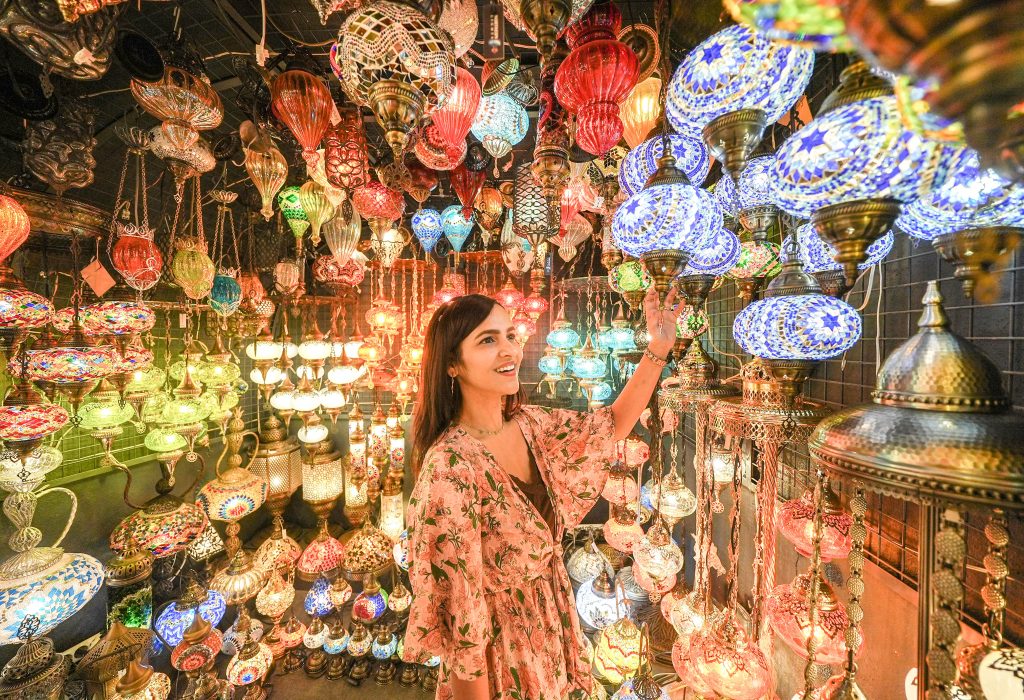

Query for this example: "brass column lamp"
[296,435,344,582]
[250,412,302,574]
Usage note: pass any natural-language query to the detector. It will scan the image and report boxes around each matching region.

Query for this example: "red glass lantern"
[521,293,549,319]
[323,110,369,192]
[0,194,30,268]
[450,163,487,220]
[238,272,266,307]
[495,280,524,310]
[352,180,406,233]
[271,67,334,167]
[430,66,481,155]
[111,228,164,292]
[554,0,639,156]
[415,122,467,171]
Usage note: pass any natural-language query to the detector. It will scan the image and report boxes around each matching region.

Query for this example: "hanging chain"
[981,509,1008,649]
[928,506,966,698]
[725,441,742,612]
[845,485,868,674]
[802,469,827,699]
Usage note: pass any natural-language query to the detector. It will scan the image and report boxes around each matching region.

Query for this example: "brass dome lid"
[809,283,1024,507]
[872,283,1009,413]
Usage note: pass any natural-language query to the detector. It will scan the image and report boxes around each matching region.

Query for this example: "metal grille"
[702,232,1024,645]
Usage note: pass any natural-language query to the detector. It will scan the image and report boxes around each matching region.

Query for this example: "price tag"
[81,258,115,297]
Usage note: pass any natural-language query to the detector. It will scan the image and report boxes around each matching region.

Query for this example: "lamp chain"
[928,506,965,698]
[843,485,867,675]
[725,440,742,612]
[981,508,1008,649]
[801,469,827,699]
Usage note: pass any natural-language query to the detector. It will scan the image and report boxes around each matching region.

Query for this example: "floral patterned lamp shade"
[304,575,334,618]
[689,610,772,700]
[778,486,853,562]
[765,572,852,665]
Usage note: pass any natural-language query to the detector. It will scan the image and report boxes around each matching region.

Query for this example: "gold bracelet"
[643,347,669,367]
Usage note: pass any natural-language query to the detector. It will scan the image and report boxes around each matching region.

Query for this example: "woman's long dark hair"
[411,293,526,476]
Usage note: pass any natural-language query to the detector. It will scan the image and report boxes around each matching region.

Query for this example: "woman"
[404,287,680,700]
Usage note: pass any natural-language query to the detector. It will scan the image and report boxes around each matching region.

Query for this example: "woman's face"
[450,304,522,397]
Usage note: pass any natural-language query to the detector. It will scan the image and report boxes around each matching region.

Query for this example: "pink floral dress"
[404,405,617,700]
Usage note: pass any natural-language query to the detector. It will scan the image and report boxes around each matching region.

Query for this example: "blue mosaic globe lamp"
[772,61,969,287]
[612,151,722,302]
[618,133,711,198]
[470,93,530,163]
[678,225,742,310]
[304,574,334,619]
[897,152,1024,300]
[667,24,814,181]
[796,222,894,296]
[733,235,862,405]
[411,208,443,254]
[441,204,474,259]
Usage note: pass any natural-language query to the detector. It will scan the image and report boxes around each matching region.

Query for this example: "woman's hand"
[643,286,684,359]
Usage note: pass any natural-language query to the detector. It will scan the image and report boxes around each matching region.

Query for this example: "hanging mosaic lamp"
[839,0,1024,177]
[772,62,969,285]
[547,307,581,350]
[777,483,853,561]
[796,222,893,296]
[432,66,481,157]
[244,142,288,221]
[724,0,851,52]
[0,383,68,461]
[209,271,241,317]
[619,133,711,197]
[733,237,862,404]
[471,94,530,162]
[612,151,722,299]
[130,61,223,151]
[411,208,443,254]
[335,1,455,159]
[323,110,369,192]
[896,152,1024,300]
[594,614,642,685]
[352,179,406,237]
[683,226,742,279]
[270,58,333,167]
[415,122,467,171]
[667,24,813,180]
[277,186,310,239]
[620,76,663,149]
[555,0,639,156]
[0,193,29,266]
[441,204,474,254]
[300,180,336,248]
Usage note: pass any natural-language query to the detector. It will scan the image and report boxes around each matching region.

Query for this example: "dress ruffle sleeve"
[519,405,617,529]
[404,446,491,681]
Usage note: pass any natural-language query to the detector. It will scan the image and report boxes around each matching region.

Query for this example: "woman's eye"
[507,333,517,342]
[481,337,494,344]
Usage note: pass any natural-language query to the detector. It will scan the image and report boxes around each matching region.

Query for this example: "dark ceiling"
[0,0,736,216]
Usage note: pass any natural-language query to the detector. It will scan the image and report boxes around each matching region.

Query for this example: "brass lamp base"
[811,198,901,287]
[702,108,768,182]
[640,249,689,303]
[520,0,571,59]
[734,277,763,306]
[678,273,717,309]
[763,358,819,408]
[814,269,850,298]
[933,226,1023,302]
[739,204,778,238]
[367,80,425,161]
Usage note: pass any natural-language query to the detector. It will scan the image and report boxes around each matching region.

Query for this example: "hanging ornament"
[209,271,242,317]
[430,66,481,157]
[277,186,310,239]
[270,56,333,167]
[335,1,456,159]
[441,205,474,254]
[438,0,479,58]
[411,208,443,253]
[620,75,663,149]
[471,94,530,163]
[131,58,224,151]
[243,132,289,221]
[323,109,369,192]
[299,180,336,248]
[22,99,97,195]
[403,157,439,204]
[473,186,504,246]
[555,0,639,156]
[173,238,216,301]
[450,163,486,220]
[324,202,362,267]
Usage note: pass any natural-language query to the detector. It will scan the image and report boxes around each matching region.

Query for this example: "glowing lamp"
[411,208,443,253]
[683,227,742,277]
[778,486,853,561]
[593,616,642,685]
[495,280,524,310]
[270,66,333,167]
[766,571,852,665]
[620,133,712,199]
[633,520,684,580]
[689,610,772,700]
[304,575,334,618]
[547,317,581,350]
[351,576,389,624]
[371,628,398,660]
[0,193,30,266]
[576,568,620,629]
[733,292,862,361]
[620,76,663,149]
[277,186,309,239]
[471,93,530,160]
[603,505,644,553]
[441,204,474,253]
[431,66,481,154]
[153,581,226,649]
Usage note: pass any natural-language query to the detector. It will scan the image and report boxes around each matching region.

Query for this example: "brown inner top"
[509,450,557,537]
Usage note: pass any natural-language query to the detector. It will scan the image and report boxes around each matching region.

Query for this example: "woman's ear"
[447,366,457,378]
